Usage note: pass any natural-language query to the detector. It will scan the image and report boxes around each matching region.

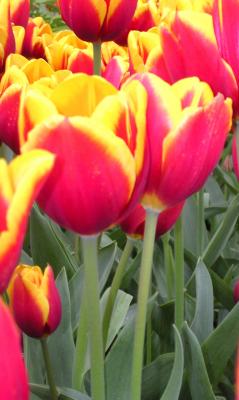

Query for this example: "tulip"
[0,0,15,71]
[120,202,184,238]
[22,16,52,58]
[0,299,29,399]
[128,11,239,113]
[21,74,149,235]
[8,264,61,338]
[58,0,138,42]
[123,74,232,210]
[0,150,55,292]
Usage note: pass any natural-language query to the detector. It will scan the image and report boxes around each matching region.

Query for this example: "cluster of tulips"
[1,0,239,399]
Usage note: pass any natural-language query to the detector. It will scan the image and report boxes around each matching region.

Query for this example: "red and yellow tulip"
[8,264,61,338]
[0,150,55,292]
[0,299,29,399]
[10,0,30,28]
[58,0,138,42]
[21,74,149,235]
[120,201,184,239]
[124,74,232,210]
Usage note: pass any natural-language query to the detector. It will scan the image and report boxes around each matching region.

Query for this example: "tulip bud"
[8,264,61,338]
[58,0,138,42]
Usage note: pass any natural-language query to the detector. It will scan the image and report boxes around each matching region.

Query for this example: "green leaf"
[182,323,216,400]
[202,301,239,385]
[191,259,214,343]
[142,353,174,400]
[203,194,239,267]
[30,205,78,278]
[161,325,184,400]
[24,335,44,384]
[48,269,75,387]
[30,384,91,400]
[101,288,133,350]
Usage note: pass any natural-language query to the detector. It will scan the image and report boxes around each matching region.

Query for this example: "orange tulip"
[0,150,55,292]
[8,264,61,338]
[58,0,138,42]
[0,299,29,399]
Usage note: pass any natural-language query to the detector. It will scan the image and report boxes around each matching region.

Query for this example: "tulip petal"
[0,150,55,292]
[154,95,232,207]
[41,266,62,334]
[50,73,117,117]
[22,115,136,235]
[0,299,29,399]
[11,271,49,337]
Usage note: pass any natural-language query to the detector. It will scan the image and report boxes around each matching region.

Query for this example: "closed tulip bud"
[58,0,138,42]
[8,264,62,338]
[0,299,29,399]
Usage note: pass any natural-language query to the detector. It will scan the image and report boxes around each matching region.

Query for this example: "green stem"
[81,235,105,400]
[40,338,58,400]
[131,209,159,400]
[196,189,204,256]
[174,215,184,330]
[103,237,134,347]
[72,285,88,391]
[162,232,174,300]
[93,42,102,76]
[74,234,81,263]
[146,298,152,364]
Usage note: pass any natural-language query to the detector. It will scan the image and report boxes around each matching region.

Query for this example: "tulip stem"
[40,338,58,400]
[130,209,159,400]
[196,189,204,255]
[93,42,102,76]
[162,231,174,300]
[81,235,105,400]
[174,215,184,330]
[72,285,88,391]
[103,236,134,347]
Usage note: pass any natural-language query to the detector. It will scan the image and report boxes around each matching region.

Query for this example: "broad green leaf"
[202,301,239,385]
[203,194,239,267]
[48,269,75,387]
[161,325,184,400]
[30,205,78,278]
[30,384,91,400]
[142,353,174,400]
[182,323,216,400]
[24,335,44,384]
[100,288,133,350]
[105,295,157,400]
[191,259,214,343]
[105,305,135,400]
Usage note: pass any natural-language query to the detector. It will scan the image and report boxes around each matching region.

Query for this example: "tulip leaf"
[30,384,91,400]
[190,259,214,343]
[48,268,75,387]
[202,193,239,267]
[24,335,45,384]
[182,323,216,400]
[105,294,157,400]
[101,288,133,350]
[160,325,184,400]
[30,205,78,278]
[142,353,174,400]
[202,301,239,385]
